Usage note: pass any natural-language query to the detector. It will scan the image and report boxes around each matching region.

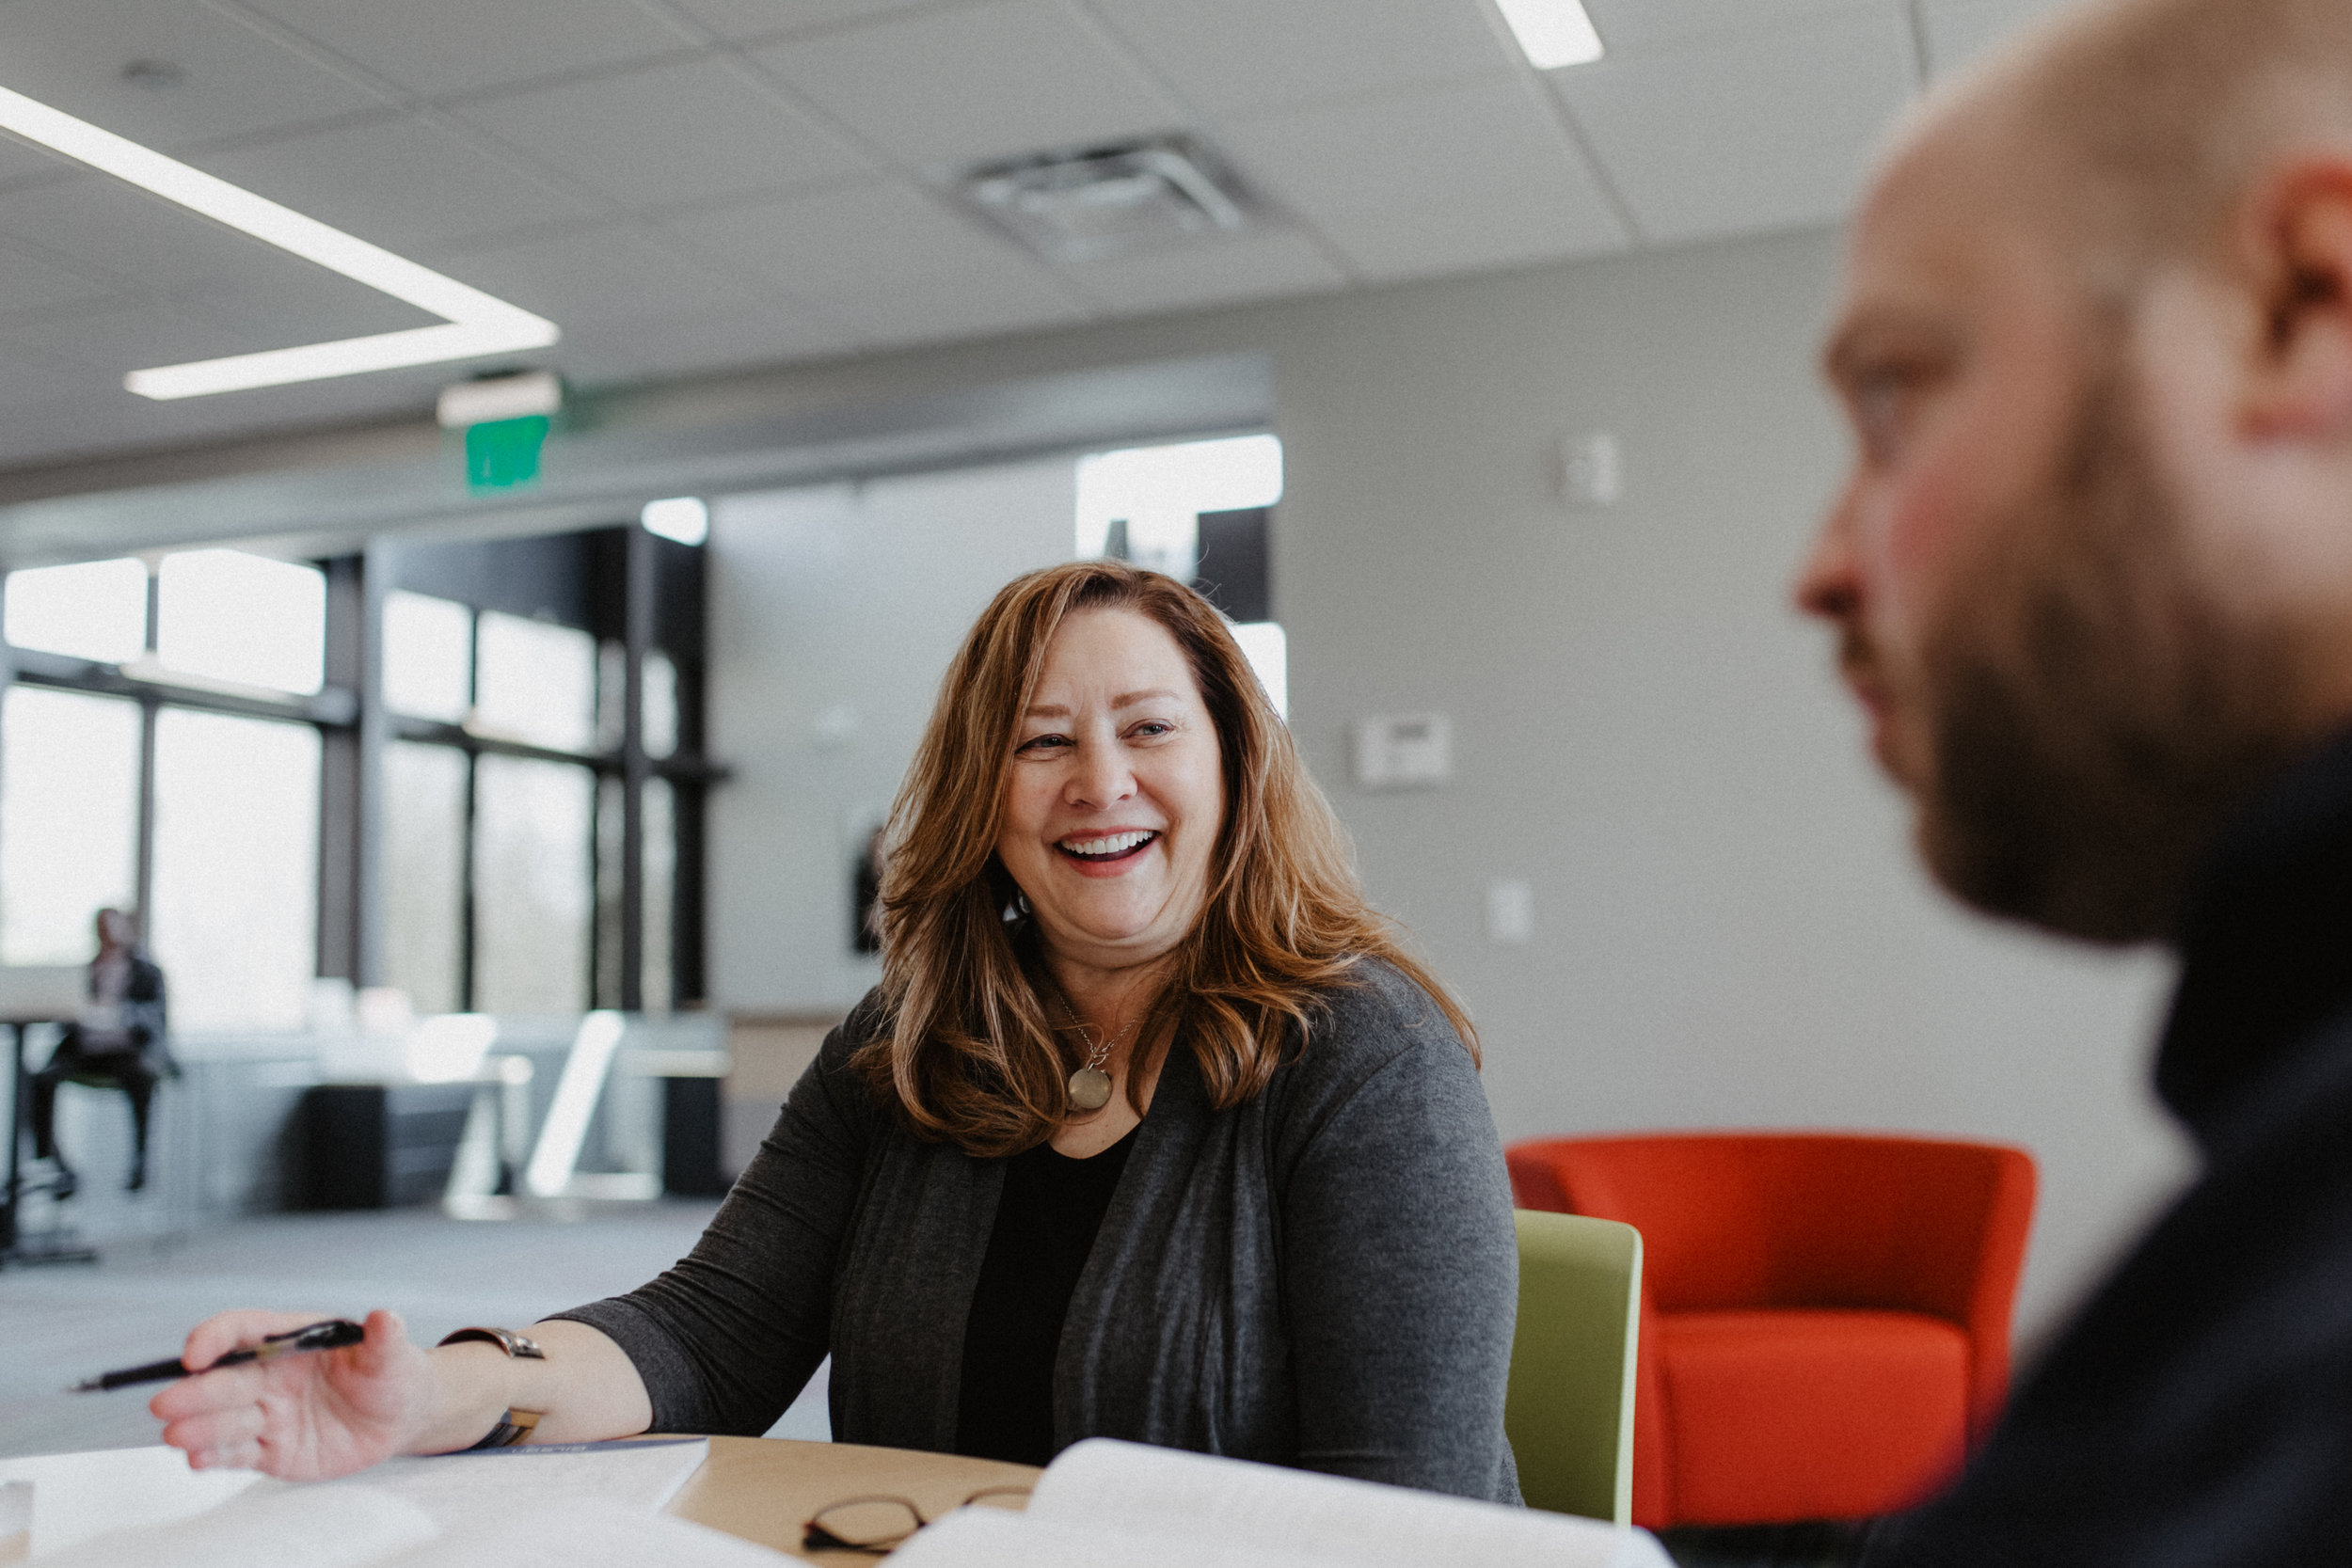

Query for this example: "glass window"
[148,708,321,1033]
[382,591,473,722]
[156,549,326,695]
[472,753,592,1013]
[644,777,675,1015]
[1074,434,1283,577]
[593,775,675,1013]
[382,741,469,1015]
[596,775,625,1011]
[473,612,596,752]
[596,641,628,753]
[644,651,679,760]
[1231,621,1289,721]
[0,687,140,965]
[4,559,149,665]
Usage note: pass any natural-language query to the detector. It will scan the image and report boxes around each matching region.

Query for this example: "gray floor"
[0,1200,832,1461]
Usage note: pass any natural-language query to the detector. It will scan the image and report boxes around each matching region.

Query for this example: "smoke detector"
[957,135,1254,263]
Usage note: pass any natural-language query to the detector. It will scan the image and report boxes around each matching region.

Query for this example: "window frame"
[0,523,713,1024]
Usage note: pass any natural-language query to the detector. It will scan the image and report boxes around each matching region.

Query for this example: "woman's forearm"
[405,1320,656,1453]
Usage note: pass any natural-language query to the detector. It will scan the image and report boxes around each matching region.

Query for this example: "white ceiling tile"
[1059,230,1346,314]
[1555,4,1915,245]
[194,114,596,250]
[658,180,1089,341]
[1219,76,1628,282]
[1578,0,1879,56]
[1087,0,1517,119]
[167,266,438,343]
[0,173,324,289]
[0,128,82,182]
[662,0,940,43]
[752,0,1185,167]
[429,220,779,325]
[0,397,171,466]
[0,238,119,318]
[238,0,696,99]
[556,305,855,383]
[0,0,390,150]
[1918,0,2071,79]
[0,297,266,376]
[450,56,868,210]
[842,279,1087,350]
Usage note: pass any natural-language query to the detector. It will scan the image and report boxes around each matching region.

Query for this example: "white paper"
[31,1484,434,1568]
[1025,1441,1674,1568]
[893,1508,1346,1568]
[315,1438,711,1532]
[0,1447,268,1560]
[378,1497,791,1568]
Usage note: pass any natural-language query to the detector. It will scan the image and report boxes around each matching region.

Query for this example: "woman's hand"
[151,1308,433,1480]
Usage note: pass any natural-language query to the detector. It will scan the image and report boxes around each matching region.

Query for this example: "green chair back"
[1506,1208,1643,1525]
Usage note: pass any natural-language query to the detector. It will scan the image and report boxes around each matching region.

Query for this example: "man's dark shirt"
[1873,726,2352,1565]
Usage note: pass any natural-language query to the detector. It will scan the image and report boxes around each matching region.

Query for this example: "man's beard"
[1908,358,2302,943]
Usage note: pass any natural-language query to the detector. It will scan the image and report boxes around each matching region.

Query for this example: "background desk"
[668,1437,1040,1562]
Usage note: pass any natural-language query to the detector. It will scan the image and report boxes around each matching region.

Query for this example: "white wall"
[701,227,2190,1343]
[707,457,1076,1016]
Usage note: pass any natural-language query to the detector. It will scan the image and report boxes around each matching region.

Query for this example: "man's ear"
[2240,160,2352,439]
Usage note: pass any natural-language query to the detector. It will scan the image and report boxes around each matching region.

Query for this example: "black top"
[1872,723,2352,1566]
[954,1128,1137,1465]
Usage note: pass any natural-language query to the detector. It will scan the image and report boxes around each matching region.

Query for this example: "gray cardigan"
[554,959,1521,1501]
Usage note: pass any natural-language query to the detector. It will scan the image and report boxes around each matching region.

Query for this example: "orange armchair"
[1506,1132,2035,1529]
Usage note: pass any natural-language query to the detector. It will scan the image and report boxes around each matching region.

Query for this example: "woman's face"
[996,607,1227,975]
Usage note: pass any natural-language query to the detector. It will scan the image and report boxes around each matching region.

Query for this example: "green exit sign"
[464,414,550,491]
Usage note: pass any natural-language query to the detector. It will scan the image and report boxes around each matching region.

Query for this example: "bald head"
[1913,0,2352,283]
[1801,0,2352,942]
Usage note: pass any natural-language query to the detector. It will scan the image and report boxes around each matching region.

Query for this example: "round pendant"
[1068,1066,1114,1113]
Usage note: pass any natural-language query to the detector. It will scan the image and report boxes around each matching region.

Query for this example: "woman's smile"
[1055,827,1161,873]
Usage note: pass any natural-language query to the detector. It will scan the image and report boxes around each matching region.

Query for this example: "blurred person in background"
[31,906,173,1196]
[1800,0,2352,1558]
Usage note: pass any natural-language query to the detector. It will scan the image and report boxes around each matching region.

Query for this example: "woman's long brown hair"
[857,559,1476,1157]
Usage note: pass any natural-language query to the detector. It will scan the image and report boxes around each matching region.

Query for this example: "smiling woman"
[871,562,1476,1163]
[153,562,1520,1507]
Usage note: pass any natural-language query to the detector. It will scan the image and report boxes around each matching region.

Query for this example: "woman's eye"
[1018,734,1070,753]
[1129,721,1173,739]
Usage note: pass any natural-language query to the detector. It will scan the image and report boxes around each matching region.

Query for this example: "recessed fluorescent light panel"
[1495,0,1605,68]
[0,84,558,399]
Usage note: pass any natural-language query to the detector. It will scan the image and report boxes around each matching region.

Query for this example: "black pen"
[69,1317,366,1393]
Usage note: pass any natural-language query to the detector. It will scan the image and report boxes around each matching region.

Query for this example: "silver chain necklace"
[1064,1010,1138,1115]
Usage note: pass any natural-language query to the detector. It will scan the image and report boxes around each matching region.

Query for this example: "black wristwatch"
[437,1327,547,1449]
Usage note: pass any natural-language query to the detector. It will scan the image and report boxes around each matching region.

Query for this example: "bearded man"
[1799,0,2352,1559]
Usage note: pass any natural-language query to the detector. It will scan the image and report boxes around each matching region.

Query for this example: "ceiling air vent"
[957,135,1254,263]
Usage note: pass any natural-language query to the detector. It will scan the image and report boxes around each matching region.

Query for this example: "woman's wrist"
[407,1341,529,1454]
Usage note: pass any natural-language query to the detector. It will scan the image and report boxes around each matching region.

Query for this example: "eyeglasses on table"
[802,1484,1034,1553]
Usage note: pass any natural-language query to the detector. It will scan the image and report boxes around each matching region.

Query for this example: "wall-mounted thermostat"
[1353,713,1453,790]
[1485,879,1534,943]
[1559,431,1623,508]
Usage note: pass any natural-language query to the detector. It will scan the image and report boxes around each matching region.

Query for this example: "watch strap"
[465,1407,543,1450]
[437,1326,547,1360]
